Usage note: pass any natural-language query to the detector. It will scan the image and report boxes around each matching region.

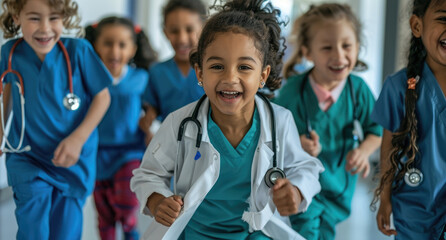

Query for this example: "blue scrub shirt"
[1,38,113,198]
[179,106,270,240]
[371,62,446,239]
[96,66,148,180]
[143,58,204,121]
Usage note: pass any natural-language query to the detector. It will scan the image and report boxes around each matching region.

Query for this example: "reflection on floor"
[0,174,394,240]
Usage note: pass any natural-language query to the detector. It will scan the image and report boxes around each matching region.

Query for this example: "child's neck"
[310,71,344,91]
[210,104,255,148]
[174,57,190,76]
[428,60,446,97]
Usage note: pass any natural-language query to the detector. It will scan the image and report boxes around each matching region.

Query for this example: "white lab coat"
[131,95,324,240]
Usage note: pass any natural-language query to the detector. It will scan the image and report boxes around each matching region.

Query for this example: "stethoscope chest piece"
[264,167,286,188]
[404,168,423,187]
[63,93,80,111]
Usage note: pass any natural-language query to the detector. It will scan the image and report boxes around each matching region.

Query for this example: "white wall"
[76,0,127,26]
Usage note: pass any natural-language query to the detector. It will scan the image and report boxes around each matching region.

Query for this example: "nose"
[39,19,51,33]
[111,43,120,57]
[332,45,344,60]
[223,67,240,84]
[178,29,188,44]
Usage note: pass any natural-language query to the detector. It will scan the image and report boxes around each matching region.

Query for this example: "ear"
[410,14,422,38]
[194,63,203,85]
[259,65,271,88]
[12,15,20,26]
[301,46,312,62]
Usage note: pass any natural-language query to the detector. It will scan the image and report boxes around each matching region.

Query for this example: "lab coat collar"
[182,95,273,145]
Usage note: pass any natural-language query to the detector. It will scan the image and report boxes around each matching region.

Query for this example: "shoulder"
[1,38,19,52]
[381,68,408,95]
[59,37,92,50]
[274,73,305,104]
[129,66,149,79]
[149,58,173,73]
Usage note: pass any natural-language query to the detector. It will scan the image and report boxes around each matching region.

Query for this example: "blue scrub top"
[143,58,204,121]
[1,38,112,198]
[371,62,446,239]
[180,106,270,240]
[96,66,148,180]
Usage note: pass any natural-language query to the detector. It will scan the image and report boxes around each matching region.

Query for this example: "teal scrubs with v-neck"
[179,106,270,240]
[143,58,204,121]
[274,72,382,240]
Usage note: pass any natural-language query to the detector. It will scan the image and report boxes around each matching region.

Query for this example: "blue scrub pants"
[12,178,85,240]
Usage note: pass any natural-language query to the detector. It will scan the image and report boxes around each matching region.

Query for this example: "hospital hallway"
[0,171,393,240]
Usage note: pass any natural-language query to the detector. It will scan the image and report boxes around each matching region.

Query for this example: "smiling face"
[411,0,446,75]
[13,0,64,61]
[164,8,202,64]
[195,32,270,119]
[302,18,359,86]
[94,24,136,78]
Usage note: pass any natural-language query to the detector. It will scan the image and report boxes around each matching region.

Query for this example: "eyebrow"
[435,10,446,14]
[205,56,258,64]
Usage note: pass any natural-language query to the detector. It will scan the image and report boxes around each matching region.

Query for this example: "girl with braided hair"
[371,0,446,239]
[131,0,323,239]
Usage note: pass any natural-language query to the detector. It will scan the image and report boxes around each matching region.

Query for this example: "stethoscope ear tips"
[264,167,286,188]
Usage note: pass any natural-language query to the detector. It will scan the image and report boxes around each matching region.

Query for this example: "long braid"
[371,36,426,211]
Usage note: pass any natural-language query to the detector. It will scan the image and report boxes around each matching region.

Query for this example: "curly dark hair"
[85,16,158,69]
[370,0,441,211]
[0,0,81,38]
[189,0,286,93]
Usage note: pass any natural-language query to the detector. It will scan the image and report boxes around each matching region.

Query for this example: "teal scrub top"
[179,106,270,240]
[274,73,382,222]
[371,63,446,240]
[1,38,112,198]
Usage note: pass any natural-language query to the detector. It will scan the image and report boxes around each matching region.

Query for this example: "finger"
[53,144,63,162]
[155,213,174,227]
[362,162,370,178]
[173,195,184,206]
[272,178,288,191]
[53,149,67,166]
[310,130,319,142]
[351,161,365,175]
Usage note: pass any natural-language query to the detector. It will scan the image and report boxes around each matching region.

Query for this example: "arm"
[277,109,324,213]
[52,88,111,167]
[376,129,397,236]
[139,104,158,145]
[345,134,382,178]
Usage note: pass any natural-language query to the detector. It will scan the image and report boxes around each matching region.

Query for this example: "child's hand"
[148,194,183,227]
[139,112,153,133]
[299,131,322,157]
[376,198,397,236]
[144,131,154,146]
[52,135,83,168]
[271,178,302,216]
[345,148,370,178]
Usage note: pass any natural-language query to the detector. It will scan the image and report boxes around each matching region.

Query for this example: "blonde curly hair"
[0,0,81,38]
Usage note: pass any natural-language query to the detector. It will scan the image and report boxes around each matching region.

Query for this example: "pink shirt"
[309,76,347,111]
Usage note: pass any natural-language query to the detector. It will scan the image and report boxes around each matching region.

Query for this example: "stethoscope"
[0,38,80,153]
[173,92,285,196]
[301,70,364,197]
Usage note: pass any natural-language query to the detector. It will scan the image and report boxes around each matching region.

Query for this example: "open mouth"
[329,65,347,72]
[35,37,53,44]
[219,90,242,99]
[440,39,446,48]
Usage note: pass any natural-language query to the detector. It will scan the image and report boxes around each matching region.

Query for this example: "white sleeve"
[281,110,324,213]
[130,113,178,216]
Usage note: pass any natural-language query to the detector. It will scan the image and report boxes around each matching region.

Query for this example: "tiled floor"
[0,173,393,240]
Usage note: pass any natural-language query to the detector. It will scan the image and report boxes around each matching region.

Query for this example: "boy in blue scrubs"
[371,0,446,239]
[139,0,207,143]
[0,0,112,239]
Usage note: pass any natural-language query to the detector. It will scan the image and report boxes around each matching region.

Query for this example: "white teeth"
[221,91,238,95]
[331,66,344,70]
[440,40,446,45]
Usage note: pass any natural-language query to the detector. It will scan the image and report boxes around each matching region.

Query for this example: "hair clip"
[407,76,420,90]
